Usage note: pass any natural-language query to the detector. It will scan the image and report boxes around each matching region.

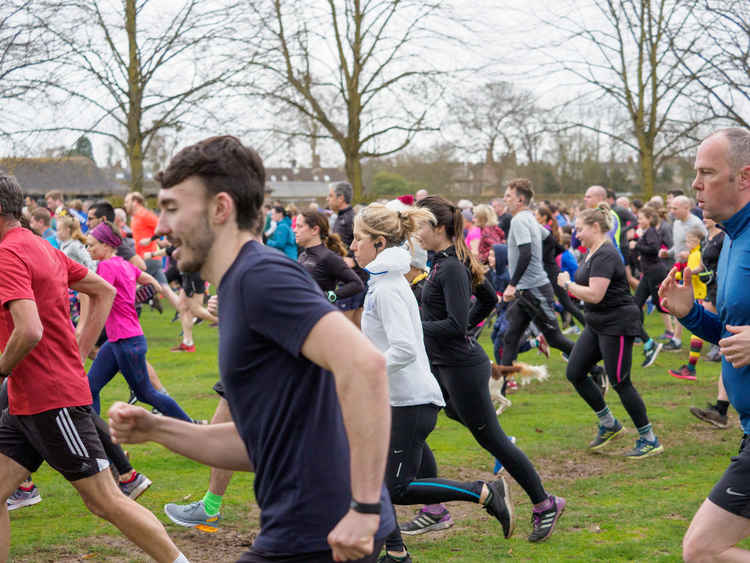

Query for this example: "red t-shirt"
[0,227,92,415]
[131,207,158,257]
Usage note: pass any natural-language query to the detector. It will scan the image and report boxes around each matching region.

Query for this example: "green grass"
[7,306,744,561]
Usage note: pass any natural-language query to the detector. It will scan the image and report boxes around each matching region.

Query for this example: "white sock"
[174,553,190,563]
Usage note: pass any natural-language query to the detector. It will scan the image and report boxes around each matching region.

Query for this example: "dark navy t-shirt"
[218,241,394,555]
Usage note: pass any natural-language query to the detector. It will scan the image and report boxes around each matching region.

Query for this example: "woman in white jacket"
[352,204,513,563]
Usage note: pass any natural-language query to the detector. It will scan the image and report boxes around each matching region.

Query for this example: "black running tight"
[384,404,486,552]
[431,358,547,504]
[565,326,650,429]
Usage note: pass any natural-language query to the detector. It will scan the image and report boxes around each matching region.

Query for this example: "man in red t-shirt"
[0,175,189,563]
[124,191,181,311]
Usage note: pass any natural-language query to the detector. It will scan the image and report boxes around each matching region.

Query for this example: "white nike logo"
[726,488,747,497]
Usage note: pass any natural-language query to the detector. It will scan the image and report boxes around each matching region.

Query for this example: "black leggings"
[633,266,668,342]
[565,326,650,429]
[384,404,485,552]
[501,284,574,366]
[430,358,547,505]
[0,382,132,476]
[547,268,586,327]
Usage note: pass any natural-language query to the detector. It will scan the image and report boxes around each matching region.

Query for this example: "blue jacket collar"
[719,201,750,239]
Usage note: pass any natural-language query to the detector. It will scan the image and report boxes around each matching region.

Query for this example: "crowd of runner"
[1,128,750,562]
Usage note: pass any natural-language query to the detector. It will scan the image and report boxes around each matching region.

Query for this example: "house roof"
[0,156,122,196]
[265,166,347,183]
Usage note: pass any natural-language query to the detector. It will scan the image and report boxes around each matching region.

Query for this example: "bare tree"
[534,0,707,197]
[247,0,466,201]
[0,0,64,134]
[448,81,540,165]
[672,0,749,129]
[26,0,244,191]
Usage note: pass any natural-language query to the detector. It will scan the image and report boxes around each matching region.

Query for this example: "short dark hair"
[331,181,353,204]
[91,200,115,222]
[667,189,684,197]
[506,178,534,204]
[606,189,616,201]
[31,208,52,225]
[0,175,23,219]
[156,135,266,233]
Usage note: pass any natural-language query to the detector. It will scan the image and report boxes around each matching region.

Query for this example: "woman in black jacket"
[411,195,565,544]
[294,209,364,302]
[629,206,669,366]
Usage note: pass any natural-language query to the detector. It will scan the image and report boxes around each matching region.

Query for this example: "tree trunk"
[345,152,364,203]
[639,148,655,199]
[125,0,143,192]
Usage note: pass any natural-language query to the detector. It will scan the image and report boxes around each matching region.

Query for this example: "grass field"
[7,304,745,562]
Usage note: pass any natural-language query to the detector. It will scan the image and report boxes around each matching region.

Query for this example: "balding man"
[658,195,707,351]
[659,127,750,562]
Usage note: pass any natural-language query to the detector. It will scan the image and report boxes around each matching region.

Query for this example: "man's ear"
[739,165,750,192]
[212,192,234,226]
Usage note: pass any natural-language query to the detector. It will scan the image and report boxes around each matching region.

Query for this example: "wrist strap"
[350,499,381,514]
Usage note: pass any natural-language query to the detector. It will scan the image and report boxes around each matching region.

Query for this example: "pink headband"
[90,223,122,248]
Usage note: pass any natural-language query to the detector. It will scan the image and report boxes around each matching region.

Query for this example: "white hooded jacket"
[361,246,445,408]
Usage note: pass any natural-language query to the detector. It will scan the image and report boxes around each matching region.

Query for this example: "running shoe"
[528,495,566,542]
[560,352,569,363]
[399,505,453,535]
[164,500,222,529]
[170,342,196,353]
[536,334,550,358]
[657,331,674,341]
[118,472,152,500]
[706,344,721,362]
[506,379,519,394]
[377,552,412,563]
[562,325,580,335]
[690,404,729,428]
[483,477,514,539]
[589,421,625,450]
[669,365,697,381]
[642,342,663,368]
[663,340,682,351]
[6,485,41,511]
[171,311,180,323]
[624,437,664,459]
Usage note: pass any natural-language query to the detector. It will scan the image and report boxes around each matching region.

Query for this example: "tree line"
[1,0,747,199]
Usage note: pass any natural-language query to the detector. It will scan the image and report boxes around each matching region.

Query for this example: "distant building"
[0,156,122,196]
[265,165,348,202]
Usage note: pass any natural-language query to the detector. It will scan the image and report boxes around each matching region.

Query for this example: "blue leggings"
[87,335,191,421]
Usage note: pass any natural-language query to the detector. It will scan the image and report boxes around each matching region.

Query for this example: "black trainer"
[484,477,515,539]
[377,552,412,563]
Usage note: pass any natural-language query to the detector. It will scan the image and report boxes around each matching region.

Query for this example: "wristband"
[326,290,337,303]
[350,499,381,515]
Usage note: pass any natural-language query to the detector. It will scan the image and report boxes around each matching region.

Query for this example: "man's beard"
[179,215,215,273]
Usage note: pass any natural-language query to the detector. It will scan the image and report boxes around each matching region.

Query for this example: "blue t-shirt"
[218,241,394,555]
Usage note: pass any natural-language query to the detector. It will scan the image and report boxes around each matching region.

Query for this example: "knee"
[682,532,710,563]
[565,365,581,385]
[81,488,126,520]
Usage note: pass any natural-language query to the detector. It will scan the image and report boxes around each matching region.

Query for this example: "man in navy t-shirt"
[109,135,395,562]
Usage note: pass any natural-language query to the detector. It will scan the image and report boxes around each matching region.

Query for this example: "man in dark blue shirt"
[109,135,394,562]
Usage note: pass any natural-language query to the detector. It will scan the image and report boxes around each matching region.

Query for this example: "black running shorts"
[213,380,225,399]
[181,272,205,297]
[0,405,109,482]
[709,434,750,518]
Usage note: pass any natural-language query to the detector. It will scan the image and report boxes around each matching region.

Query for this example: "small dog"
[489,362,550,415]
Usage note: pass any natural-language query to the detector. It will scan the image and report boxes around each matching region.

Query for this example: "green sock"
[202,491,223,515]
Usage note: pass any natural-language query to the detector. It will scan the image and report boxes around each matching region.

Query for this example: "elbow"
[24,323,43,347]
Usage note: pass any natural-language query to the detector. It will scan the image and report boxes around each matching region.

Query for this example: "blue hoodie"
[680,200,750,433]
[266,216,298,260]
